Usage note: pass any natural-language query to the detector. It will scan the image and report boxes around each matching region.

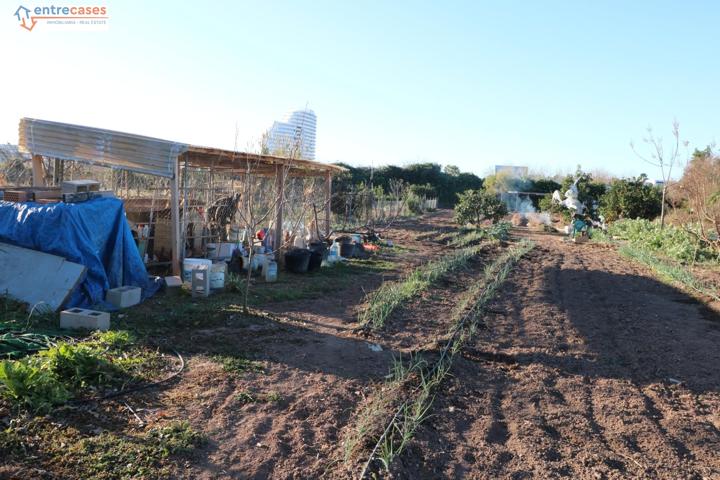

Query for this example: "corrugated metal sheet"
[18,118,187,178]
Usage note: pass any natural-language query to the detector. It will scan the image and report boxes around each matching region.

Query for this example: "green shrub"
[405,192,424,215]
[538,193,571,221]
[454,189,508,225]
[599,175,662,222]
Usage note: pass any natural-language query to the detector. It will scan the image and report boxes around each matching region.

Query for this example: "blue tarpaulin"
[0,197,159,308]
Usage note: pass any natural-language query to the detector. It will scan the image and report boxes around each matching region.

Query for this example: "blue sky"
[1,0,718,178]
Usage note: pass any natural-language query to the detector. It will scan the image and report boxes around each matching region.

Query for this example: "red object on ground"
[363,243,380,252]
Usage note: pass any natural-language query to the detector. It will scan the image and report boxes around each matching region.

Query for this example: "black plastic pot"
[340,241,356,258]
[308,241,328,272]
[307,250,323,271]
[285,248,311,273]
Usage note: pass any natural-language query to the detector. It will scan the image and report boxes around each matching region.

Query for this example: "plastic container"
[340,241,356,258]
[293,235,307,249]
[284,248,311,273]
[182,258,212,282]
[308,241,327,272]
[210,263,226,289]
[264,261,278,282]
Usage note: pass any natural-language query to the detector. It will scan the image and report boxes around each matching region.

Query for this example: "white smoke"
[503,192,551,226]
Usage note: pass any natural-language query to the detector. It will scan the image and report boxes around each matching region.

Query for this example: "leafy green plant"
[608,218,717,263]
[236,391,256,403]
[40,343,121,391]
[454,189,508,225]
[0,358,70,412]
[0,331,159,412]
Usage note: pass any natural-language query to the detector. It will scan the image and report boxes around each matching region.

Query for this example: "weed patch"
[211,353,263,375]
[0,331,162,412]
[606,219,718,263]
[235,390,282,404]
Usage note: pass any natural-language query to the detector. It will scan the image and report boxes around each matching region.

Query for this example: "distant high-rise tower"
[266,109,317,160]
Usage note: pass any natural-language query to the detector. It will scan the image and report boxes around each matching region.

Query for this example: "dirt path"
[404,229,720,479]
[151,211,462,479]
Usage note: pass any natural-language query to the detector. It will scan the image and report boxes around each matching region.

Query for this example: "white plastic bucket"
[264,261,278,282]
[182,258,211,283]
[210,263,226,289]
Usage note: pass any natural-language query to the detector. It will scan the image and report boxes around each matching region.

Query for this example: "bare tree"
[232,130,329,313]
[630,120,688,228]
[676,146,720,255]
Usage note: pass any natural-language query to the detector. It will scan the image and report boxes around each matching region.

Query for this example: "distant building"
[266,109,317,160]
[494,165,528,177]
[644,178,665,186]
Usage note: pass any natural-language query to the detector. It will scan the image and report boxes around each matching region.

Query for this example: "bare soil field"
[2,211,719,480]
[402,229,720,480]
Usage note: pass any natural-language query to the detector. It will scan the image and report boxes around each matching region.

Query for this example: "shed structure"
[17,118,344,274]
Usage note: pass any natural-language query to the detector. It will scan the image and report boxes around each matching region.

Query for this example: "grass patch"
[358,244,486,330]
[236,257,395,304]
[211,353,263,375]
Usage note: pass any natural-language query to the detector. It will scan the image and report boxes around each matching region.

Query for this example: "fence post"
[325,171,332,236]
[274,165,285,257]
[31,155,45,187]
[170,156,181,276]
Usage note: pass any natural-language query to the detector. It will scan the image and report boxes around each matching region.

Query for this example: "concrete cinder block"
[60,308,110,331]
[106,286,142,308]
[164,276,183,297]
[164,276,182,288]
[191,268,210,298]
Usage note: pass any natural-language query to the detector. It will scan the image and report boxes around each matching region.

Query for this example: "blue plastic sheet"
[0,197,159,309]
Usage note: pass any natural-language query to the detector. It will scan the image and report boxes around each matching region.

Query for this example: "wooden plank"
[274,165,285,256]
[170,156,181,275]
[31,155,45,187]
[325,172,332,236]
[0,242,86,311]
